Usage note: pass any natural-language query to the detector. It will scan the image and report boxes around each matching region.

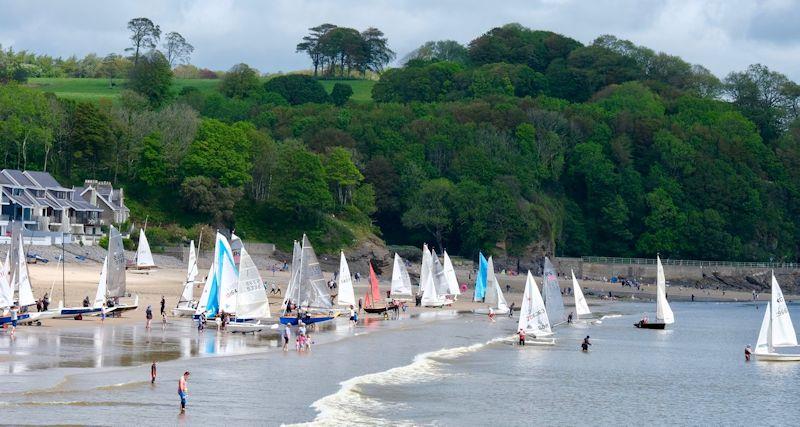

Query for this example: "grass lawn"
[27,77,220,102]
[27,77,375,103]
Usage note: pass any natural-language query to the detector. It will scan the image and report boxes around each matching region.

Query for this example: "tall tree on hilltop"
[361,27,395,74]
[126,17,161,65]
[163,32,194,67]
[296,23,337,76]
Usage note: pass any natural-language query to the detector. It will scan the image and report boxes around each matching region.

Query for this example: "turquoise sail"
[473,252,488,301]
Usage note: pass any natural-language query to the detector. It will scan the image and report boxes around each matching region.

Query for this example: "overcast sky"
[2,0,799,80]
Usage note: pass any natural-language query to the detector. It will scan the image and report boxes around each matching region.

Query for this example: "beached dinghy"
[128,228,157,273]
[542,257,566,326]
[174,240,200,317]
[279,235,338,325]
[336,251,356,309]
[634,256,674,330]
[474,256,510,315]
[228,246,274,333]
[754,273,800,361]
[194,232,238,321]
[517,271,556,345]
[101,226,138,316]
[389,253,413,301]
[364,262,396,314]
[431,250,454,306]
[421,245,445,308]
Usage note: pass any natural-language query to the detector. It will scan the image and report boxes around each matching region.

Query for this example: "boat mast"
[768,270,774,352]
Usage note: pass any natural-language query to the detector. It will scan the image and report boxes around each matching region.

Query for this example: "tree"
[324,147,363,205]
[402,178,456,250]
[263,75,329,105]
[180,176,243,227]
[274,142,333,217]
[182,119,253,186]
[361,27,395,74]
[98,54,130,87]
[70,102,114,178]
[125,17,161,65]
[330,82,353,106]
[163,32,194,67]
[128,50,173,107]
[137,132,167,188]
[296,24,337,76]
[0,84,56,170]
[725,64,794,142]
[219,63,260,99]
[402,40,468,64]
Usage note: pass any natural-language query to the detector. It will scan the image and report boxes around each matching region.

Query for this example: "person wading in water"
[581,335,592,352]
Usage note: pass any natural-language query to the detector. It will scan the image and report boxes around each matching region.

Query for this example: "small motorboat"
[634,321,666,330]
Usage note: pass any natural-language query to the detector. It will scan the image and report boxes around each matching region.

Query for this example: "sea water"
[0,303,798,425]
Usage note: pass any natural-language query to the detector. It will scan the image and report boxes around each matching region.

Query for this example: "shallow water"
[0,303,798,425]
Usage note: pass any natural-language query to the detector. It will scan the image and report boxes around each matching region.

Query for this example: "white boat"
[474,256,509,315]
[431,249,454,306]
[102,226,138,315]
[442,250,461,298]
[173,239,200,317]
[754,273,800,361]
[389,253,413,300]
[279,235,338,325]
[129,228,157,272]
[421,244,445,307]
[634,255,674,330]
[542,257,566,326]
[570,269,596,323]
[517,271,555,345]
[228,246,273,334]
[335,251,356,308]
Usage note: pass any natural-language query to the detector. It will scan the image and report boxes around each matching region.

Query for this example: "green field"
[28,77,375,103]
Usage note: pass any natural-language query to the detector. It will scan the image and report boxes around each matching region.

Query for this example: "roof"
[2,188,35,208]
[3,170,36,187]
[24,171,70,190]
[69,191,103,212]
[0,173,15,186]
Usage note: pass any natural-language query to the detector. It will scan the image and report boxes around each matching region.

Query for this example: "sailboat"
[98,226,138,316]
[517,271,555,345]
[390,253,413,300]
[754,273,800,361]
[634,255,674,329]
[227,246,273,333]
[279,235,337,325]
[442,250,461,298]
[570,270,594,323]
[543,257,566,326]
[0,232,36,325]
[364,262,395,314]
[431,250,454,306]
[421,244,445,307]
[335,251,356,308]
[474,256,509,314]
[173,239,200,317]
[473,252,488,302]
[194,232,238,320]
[128,228,157,272]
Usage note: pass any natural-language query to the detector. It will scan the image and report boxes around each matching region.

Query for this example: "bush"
[263,75,329,105]
[331,83,353,106]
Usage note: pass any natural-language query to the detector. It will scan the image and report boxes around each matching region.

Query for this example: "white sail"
[483,257,508,311]
[769,273,797,348]
[571,270,591,318]
[293,235,333,310]
[235,247,270,319]
[282,240,302,310]
[420,244,432,291]
[390,254,413,297]
[0,255,13,308]
[432,250,449,296]
[106,226,127,298]
[755,302,770,354]
[181,240,198,303]
[136,229,156,268]
[518,272,552,336]
[15,235,35,307]
[655,256,675,324]
[93,257,108,308]
[215,232,239,314]
[336,251,356,307]
[442,251,461,295]
[195,262,216,316]
[543,257,566,325]
[421,252,443,306]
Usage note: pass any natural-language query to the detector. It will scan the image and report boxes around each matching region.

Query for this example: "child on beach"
[488,307,495,322]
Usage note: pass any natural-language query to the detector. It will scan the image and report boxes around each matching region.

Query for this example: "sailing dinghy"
[634,255,674,329]
[173,239,200,317]
[474,256,509,315]
[194,232,238,320]
[228,246,274,333]
[364,261,396,314]
[335,251,356,308]
[389,253,413,300]
[279,235,338,325]
[128,228,157,273]
[570,270,597,324]
[543,257,566,326]
[516,271,555,345]
[421,245,445,307]
[754,273,800,361]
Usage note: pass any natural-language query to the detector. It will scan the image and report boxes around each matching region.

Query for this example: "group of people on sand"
[280,322,312,352]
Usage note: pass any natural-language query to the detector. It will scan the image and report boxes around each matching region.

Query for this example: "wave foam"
[296,336,507,426]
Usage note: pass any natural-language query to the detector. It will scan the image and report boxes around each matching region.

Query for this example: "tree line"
[296,24,395,77]
[3,22,800,263]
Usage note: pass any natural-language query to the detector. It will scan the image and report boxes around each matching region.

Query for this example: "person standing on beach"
[160,296,166,317]
[488,307,495,322]
[145,305,153,329]
[282,325,292,351]
[151,361,157,383]
[508,302,515,318]
[178,371,190,414]
[518,329,526,346]
[10,306,18,338]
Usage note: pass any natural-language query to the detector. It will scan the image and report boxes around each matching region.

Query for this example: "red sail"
[369,262,380,306]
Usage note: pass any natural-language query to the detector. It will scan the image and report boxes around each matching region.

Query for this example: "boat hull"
[52,307,102,319]
[0,313,31,325]
[364,304,398,314]
[279,315,334,326]
[172,306,197,317]
[474,307,510,315]
[634,322,666,329]
[754,352,800,361]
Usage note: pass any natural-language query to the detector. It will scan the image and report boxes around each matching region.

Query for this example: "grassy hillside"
[27,77,375,103]
[318,79,375,102]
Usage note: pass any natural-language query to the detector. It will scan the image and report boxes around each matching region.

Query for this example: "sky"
[1,0,800,80]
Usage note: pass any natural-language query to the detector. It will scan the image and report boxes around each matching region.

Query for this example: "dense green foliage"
[4,22,800,262]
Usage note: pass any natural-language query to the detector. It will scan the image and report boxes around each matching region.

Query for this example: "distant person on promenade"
[178,371,190,414]
[581,336,591,352]
[151,361,157,384]
[145,305,153,329]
